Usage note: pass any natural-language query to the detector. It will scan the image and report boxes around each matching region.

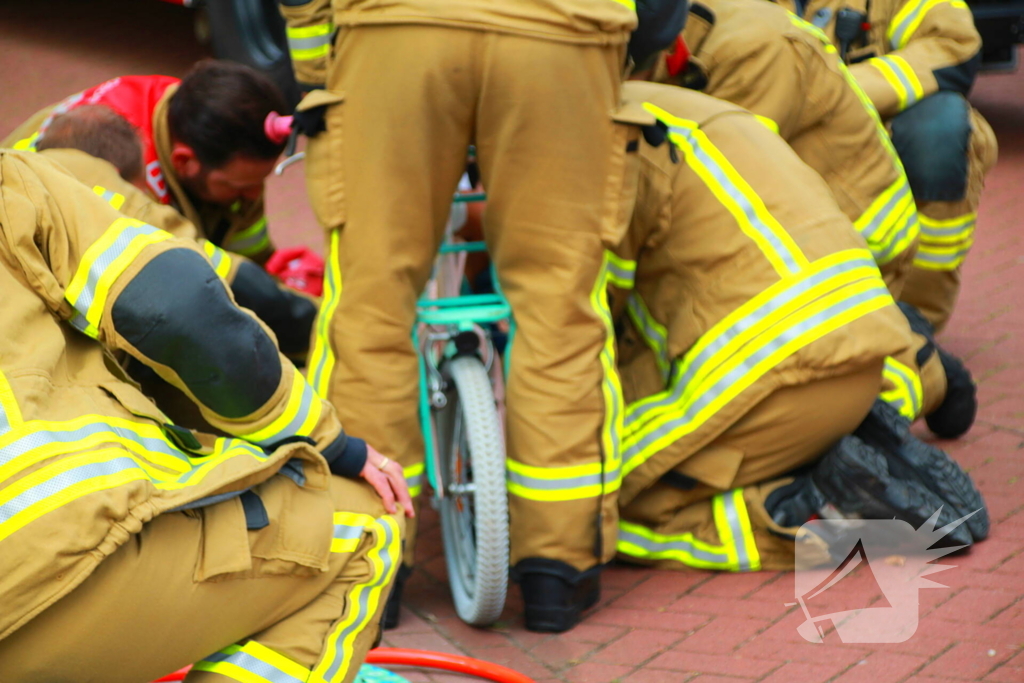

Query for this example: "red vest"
[36,75,179,203]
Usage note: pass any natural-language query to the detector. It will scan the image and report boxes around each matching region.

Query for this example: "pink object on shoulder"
[264,112,293,144]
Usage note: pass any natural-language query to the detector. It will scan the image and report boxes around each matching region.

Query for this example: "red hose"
[366,649,535,683]
[151,649,534,683]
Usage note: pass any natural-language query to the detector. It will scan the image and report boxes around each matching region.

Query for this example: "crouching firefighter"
[645,0,978,441]
[610,82,987,572]
[0,150,411,682]
[775,0,999,333]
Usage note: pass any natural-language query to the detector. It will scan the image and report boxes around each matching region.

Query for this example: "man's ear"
[169,142,201,178]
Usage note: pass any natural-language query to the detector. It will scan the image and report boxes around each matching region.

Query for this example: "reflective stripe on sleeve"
[404,462,424,498]
[331,511,373,554]
[622,250,892,477]
[868,55,925,112]
[65,216,173,338]
[202,240,233,280]
[309,230,342,399]
[626,293,672,383]
[913,213,975,270]
[607,253,637,289]
[617,489,761,571]
[240,369,323,447]
[223,217,271,257]
[92,185,126,211]
[642,103,809,278]
[311,515,401,683]
[889,0,970,50]
[853,177,920,265]
[881,356,923,420]
[287,23,334,61]
[194,640,310,683]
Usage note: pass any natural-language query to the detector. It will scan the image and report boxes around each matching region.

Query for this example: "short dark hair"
[167,59,288,170]
[36,104,145,183]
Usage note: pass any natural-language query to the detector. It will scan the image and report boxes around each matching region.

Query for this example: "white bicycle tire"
[436,355,509,626]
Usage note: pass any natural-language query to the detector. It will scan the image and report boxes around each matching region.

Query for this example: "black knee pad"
[891,92,971,202]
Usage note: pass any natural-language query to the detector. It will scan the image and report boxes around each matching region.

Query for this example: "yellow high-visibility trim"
[331,511,373,554]
[291,45,331,61]
[92,185,126,211]
[643,103,809,278]
[732,489,762,571]
[617,519,734,570]
[241,370,323,445]
[591,250,625,489]
[403,462,424,498]
[890,0,971,50]
[309,230,342,398]
[712,492,740,569]
[203,240,233,280]
[0,370,23,430]
[869,56,924,112]
[311,515,400,683]
[611,0,637,9]
[193,639,310,683]
[881,356,923,420]
[287,23,333,39]
[13,132,40,151]
[755,115,780,134]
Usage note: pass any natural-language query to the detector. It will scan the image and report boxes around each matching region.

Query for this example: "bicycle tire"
[435,355,509,626]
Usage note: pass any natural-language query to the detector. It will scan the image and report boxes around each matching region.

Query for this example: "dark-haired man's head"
[167,59,288,205]
[36,105,148,191]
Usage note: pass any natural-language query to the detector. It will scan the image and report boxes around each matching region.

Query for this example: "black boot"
[811,433,973,547]
[855,399,988,541]
[513,558,601,633]
[381,564,412,630]
[764,475,828,529]
[898,301,977,439]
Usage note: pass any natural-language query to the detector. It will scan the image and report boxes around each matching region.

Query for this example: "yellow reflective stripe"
[617,489,759,571]
[868,56,925,112]
[241,370,323,447]
[623,251,893,475]
[202,240,233,280]
[612,0,637,9]
[224,217,270,257]
[287,23,333,61]
[889,0,970,50]
[91,185,126,211]
[643,103,808,278]
[853,177,920,265]
[404,462,424,498]
[287,23,332,38]
[754,115,779,134]
[607,252,637,289]
[12,132,40,151]
[311,515,400,683]
[331,511,373,554]
[0,370,23,434]
[593,250,625,488]
[291,45,331,61]
[626,293,672,383]
[914,213,975,270]
[65,217,173,338]
[194,640,310,683]
[881,356,923,420]
[309,230,342,398]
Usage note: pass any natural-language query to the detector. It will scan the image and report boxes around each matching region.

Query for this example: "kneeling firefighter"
[609,81,987,571]
[0,150,411,683]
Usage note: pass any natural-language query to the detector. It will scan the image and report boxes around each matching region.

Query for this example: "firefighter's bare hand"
[360,445,415,518]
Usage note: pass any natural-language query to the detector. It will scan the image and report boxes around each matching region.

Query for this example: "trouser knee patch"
[891,92,971,202]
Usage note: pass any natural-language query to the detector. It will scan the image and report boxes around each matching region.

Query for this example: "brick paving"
[1,5,1022,682]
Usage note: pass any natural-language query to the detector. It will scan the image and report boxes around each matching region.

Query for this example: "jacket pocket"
[301,89,348,230]
[602,98,650,248]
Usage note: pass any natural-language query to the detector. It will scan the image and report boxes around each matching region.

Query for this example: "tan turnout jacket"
[653,0,920,288]
[0,150,344,640]
[613,82,911,505]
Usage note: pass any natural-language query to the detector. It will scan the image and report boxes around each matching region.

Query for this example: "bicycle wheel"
[435,355,509,626]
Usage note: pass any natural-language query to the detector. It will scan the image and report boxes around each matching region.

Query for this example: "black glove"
[292,104,328,138]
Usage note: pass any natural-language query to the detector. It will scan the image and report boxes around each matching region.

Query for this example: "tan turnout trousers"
[304,26,632,571]
[0,476,402,683]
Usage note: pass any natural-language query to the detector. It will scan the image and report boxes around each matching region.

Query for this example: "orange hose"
[366,648,535,683]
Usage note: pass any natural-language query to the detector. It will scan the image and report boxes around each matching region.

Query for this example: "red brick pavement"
[1,7,1022,682]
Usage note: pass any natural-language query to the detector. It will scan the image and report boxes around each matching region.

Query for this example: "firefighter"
[645,0,977,436]
[2,59,287,265]
[278,0,688,633]
[33,104,319,368]
[610,81,987,572]
[0,149,412,682]
[773,0,998,333]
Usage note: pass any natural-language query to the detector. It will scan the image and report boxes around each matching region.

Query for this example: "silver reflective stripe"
[224,218,269,255]
[607,259,636,288]
[667,124,803,275]
[287,32,332,53]
[915,246,971,266]
[507,465,619,492]
[250,379,318,447]
[323,518,397,681]
[627,293,671,381]
[70,222,164,323]
[626,255,873,432]
[877,57,921,107]
[858,182,912,241]
[0,456,139,525]
[334,522,365,543]
[0,421,187,471]
[890,0,936,49]
[720,492,753,571]
[873,204,919,264]
[617,523,732,565]
[920,216,974,239]
[200,649,306,683]
[0,405,10,437]
[885,359,921,416]
[406,471,423,492]
[625,282,889,463]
